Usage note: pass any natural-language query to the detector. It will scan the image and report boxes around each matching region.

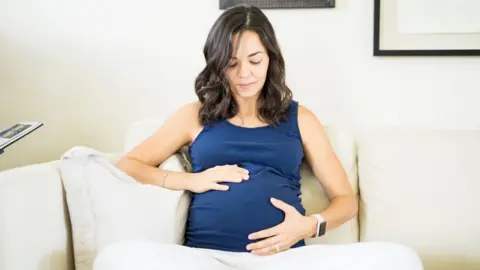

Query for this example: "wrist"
[158,170,197,191]
[304,216,318,239]
[310,214,327,238]
[184,172,200,191]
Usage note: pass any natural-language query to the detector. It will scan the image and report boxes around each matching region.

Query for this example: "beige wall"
[1,0,479,170]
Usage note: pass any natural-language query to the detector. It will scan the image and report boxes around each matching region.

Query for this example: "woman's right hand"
[188,165,250,193]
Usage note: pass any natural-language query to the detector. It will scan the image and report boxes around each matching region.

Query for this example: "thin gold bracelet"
[161,171,169,187]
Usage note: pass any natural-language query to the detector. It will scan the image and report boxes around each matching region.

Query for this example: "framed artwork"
[374,0,480,56]
[219,0,335,10]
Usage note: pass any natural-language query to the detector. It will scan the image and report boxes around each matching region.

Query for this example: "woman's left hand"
[246,197,317,256]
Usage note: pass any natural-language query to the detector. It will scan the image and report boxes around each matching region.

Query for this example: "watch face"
[318,221,327,236]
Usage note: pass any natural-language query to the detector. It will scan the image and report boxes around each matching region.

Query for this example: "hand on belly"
[186,169,305,251]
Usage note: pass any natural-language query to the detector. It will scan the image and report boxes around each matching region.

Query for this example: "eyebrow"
[248,51,263,57]
[231,51,263,59]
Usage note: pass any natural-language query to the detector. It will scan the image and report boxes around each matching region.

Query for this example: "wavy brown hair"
[194,4,293,126]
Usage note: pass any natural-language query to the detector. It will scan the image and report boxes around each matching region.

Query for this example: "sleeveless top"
[184,100,306,252]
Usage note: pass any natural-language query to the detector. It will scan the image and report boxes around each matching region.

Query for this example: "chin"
[234,87,262,99]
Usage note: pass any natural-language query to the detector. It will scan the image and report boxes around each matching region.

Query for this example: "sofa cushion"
[59,147,190,270]
[357,128,480,270]
[125,119,359,245]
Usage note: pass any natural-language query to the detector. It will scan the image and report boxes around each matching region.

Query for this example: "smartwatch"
[311,214,327,238]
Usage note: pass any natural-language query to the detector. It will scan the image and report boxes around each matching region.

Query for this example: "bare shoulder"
[297,104,324,129]
[297,104,329,143]
[175,101,201,120]
[298,104,317,121]
[170,101,201,127]
[171,101,202,143]
[120,101,201,167]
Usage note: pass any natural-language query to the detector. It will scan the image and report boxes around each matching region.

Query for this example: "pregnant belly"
[184,165,305,252]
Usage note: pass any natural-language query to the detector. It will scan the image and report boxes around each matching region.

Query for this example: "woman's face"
[225,30,270,99]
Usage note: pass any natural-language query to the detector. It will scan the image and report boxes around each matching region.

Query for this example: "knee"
[93,239,168,270]
[366,241,423,270]
[93,241,128,270]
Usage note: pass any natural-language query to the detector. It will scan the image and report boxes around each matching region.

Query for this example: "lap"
[252,241,423,270]
[93,240,423,270]
[93,239,228,270]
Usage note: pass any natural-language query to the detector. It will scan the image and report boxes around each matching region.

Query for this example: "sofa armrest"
[0,161,74,270]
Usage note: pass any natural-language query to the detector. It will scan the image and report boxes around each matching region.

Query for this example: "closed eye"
[228,60,262,67]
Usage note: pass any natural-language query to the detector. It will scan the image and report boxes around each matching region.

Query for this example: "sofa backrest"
[356,128,480,270]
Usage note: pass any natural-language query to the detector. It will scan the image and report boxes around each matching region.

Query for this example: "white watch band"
[311,214,325,237]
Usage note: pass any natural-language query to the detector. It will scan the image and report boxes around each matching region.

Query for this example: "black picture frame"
[220,0,335,10]
[374,0,480,56]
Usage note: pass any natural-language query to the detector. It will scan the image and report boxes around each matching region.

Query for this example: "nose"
[237,62,251,78]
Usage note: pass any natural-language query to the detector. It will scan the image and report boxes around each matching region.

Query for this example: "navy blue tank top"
[184,100,306,252]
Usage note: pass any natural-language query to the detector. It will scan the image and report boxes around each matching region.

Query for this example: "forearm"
[306,195,358,237]
[115,157,195,191]
[320,195,358,231]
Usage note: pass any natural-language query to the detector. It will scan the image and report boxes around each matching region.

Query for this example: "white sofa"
[1,120,479,270]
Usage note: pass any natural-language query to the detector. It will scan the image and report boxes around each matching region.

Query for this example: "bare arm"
[115,102,201,191]
[297,105,358,234]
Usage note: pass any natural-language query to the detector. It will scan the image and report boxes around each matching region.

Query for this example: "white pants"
[93,239,423,270]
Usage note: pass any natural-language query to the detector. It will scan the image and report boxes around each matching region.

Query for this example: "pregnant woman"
[97,4,423,270]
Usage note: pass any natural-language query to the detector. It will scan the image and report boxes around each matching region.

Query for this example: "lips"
[238,82,256,88]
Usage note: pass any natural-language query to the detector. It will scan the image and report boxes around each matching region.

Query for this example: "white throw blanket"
[60,146,136,183]
[59,146,191,270]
